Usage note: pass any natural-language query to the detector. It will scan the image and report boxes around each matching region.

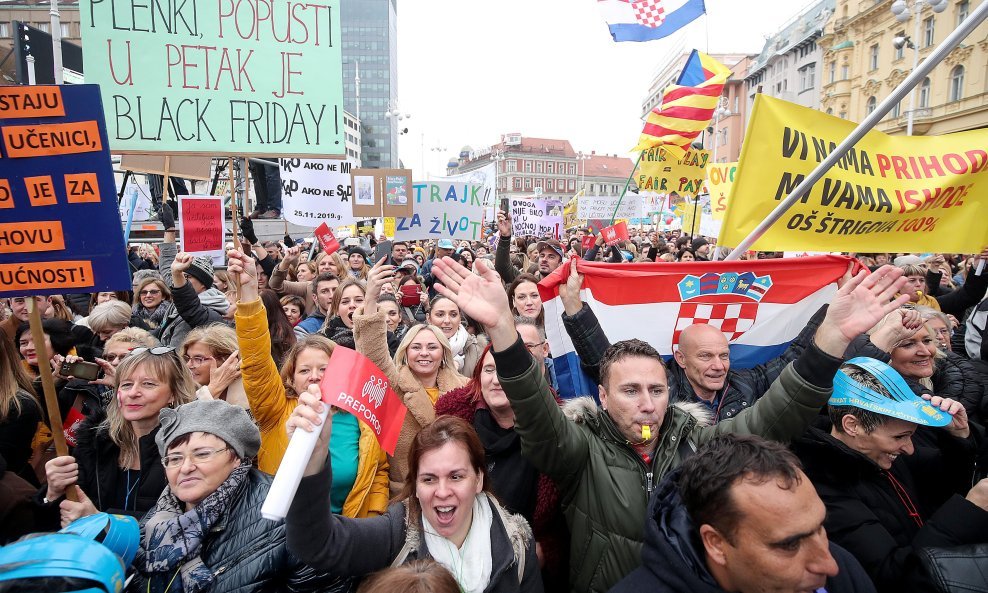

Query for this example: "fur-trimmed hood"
[561,396,713,433]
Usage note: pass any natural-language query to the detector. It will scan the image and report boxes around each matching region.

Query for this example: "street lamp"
[576,151,591,195]
[890,0,949,136]
[385,101,411,135]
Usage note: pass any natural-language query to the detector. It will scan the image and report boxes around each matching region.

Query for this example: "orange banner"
[0,180,12,209]
[0,260,94,291]
[0,221,65,254]
[2,120,103,158]
[0,86,65,119]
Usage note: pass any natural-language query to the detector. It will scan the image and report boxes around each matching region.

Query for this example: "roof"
[497,136,577,158]
[583,154,635,179]
[746,0,835,78]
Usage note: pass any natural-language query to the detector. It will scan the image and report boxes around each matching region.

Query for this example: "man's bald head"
[674,323,732,402]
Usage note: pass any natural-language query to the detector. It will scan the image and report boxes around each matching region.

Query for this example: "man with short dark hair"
[389,241,409,265]
[432,256,908,592]
[612,434,876,592]
[295,272,339,337]
[494,210,564,282]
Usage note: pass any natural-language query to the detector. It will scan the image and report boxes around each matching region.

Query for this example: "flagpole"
[610,151,644,225]
[725,1,988,261]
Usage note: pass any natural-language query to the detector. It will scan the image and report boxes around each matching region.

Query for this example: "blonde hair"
[180,323,238,361]
[315,251,347,277]
[103,349,196,467]
[47,295,74,322]
[393,324,456,372]
[280,334,337,398]
[103,327,159,351]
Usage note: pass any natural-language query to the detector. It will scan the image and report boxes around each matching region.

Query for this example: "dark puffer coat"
[129,469,353,593]
[791,426,988,593]
[610,467,877,593]
[35,407,168,530]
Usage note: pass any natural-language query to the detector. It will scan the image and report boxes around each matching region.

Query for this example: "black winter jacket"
[791,426,988,593]
[35,408,168,529]
[610,467,877,593]
[562,303,827,421]
[129,470,353,593]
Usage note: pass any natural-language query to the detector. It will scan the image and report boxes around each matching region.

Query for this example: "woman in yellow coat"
[354,261,468,496]
[229,249,389,518]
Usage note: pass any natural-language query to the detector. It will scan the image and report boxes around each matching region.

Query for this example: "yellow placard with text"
[637,147,710,196]
[706,162,737,221]
[721,95,988,252]
[384,217,396,238]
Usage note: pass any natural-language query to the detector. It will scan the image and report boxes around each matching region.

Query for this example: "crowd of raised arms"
[2,203,988,593]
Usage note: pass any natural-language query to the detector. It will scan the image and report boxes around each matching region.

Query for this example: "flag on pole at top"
[598,0,707,42]
[633,50,732,159]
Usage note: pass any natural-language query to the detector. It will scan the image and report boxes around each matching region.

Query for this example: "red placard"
[600,221,629,246]
[581,235,596,252]
[320,346,407,455]
[314,222,340,256]
[63,407,86,447]
[179,196,224,254]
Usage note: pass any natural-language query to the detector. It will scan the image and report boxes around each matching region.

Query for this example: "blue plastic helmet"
[620,250,634,262]
[59,513,140,568]
[0,533,125,592]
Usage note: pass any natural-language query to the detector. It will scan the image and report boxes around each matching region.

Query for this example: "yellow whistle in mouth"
[642,426,651,441]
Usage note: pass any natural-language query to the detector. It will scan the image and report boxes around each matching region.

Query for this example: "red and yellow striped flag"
[633,50,732,159]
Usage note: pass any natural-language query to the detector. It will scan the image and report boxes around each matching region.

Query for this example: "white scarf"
[423,495,493,593]
[448,325,470,372]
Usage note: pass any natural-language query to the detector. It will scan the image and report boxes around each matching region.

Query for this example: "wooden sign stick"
[27,297,77,502]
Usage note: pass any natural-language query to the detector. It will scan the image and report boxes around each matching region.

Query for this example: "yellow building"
[819,0,986,135]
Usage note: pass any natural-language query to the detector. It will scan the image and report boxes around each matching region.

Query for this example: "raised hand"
[815,265,909,357]
[282,244,302,266]
[207,351,242,399]
[285,385,335,477]
[558,258,585,316]
[433,257,509,330]
[496,210,513,238]
[363,259,394,316]
[870,307,924,351]
[171,252,194,273]
[226,249,258,302]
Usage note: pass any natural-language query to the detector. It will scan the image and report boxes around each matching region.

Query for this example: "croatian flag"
[599,0,707,42]
[538,256,858,399]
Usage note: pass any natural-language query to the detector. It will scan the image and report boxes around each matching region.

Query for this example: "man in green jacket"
[432,257,909,593]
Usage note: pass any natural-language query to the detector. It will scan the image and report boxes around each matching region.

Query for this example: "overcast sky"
[396,0,820,176]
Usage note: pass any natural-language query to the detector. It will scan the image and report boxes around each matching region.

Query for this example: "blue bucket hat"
[60,512,140,568]
[829,357,951,427]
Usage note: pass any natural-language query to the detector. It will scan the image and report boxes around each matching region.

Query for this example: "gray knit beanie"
[156,399,260,459]
[185,256,215,289]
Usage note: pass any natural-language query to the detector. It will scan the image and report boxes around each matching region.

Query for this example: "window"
[892,101,901,118]
[37,22,50,33]
[525,178,532,189]
[568,179,576,190]
[957,1,969,27]
[60,23,70,37]
[866,96,877,115]
[524,160,532,173]
[949,65,964,101]
[513,178,521,190]
[894,32,905,60]
[547,162,554,174]
[923,17,935,47]
[841,64,849,80]
[826,107,834,115]
[506,160,517,173]
[828,61,836,84]
[536,161,543,173]
[547,179,554,190]
[839,111,847,119]
[869,44,879,70]
[799,64,816,91]
[919,76,931,107]
[0,23,8,37]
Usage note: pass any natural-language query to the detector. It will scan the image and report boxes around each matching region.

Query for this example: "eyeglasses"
[524,341,546,351]
[130,346,177,356]
[139,289,162,296]
[183,355,215,367]
[103,352,130,363]
[161,447,231,468]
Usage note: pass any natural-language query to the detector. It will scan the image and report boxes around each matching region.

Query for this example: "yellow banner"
[706,162,737,221]
[637,147,710,196]
[384,217,396,238]
[722,95,988,252]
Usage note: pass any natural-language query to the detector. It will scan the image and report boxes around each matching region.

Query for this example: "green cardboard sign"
[80,0,343,157]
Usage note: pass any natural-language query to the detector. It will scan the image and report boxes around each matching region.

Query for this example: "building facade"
[744,0,835,117]
[343,109,362,166]
[341,0,399,167]
[452,134,635,203]
[819,0,987,135]
[0,0,81,84]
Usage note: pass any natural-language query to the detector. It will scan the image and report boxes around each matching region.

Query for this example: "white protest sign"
[577,195,642,220]
[118,183,152,222]
[441,162,497,207]
[509,198,562,238]
[393,181,486,242]
[279,158,355,228]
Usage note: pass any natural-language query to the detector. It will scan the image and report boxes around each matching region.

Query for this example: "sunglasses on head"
[130,346,177,356]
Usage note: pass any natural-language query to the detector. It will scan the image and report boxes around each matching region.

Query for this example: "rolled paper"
[261,407,330,521]
[642,425,651,441]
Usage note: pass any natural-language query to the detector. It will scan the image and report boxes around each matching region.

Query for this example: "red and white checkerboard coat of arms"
[632,0,667,28]
[672,272,773,350]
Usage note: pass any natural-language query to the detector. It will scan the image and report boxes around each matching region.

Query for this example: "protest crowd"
[2,192,988,593]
